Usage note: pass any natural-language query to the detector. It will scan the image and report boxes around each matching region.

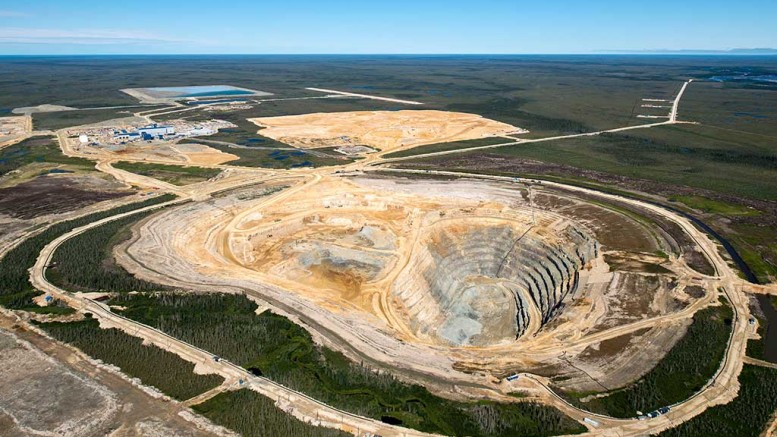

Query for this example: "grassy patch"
[37,317,223,400]
[47,207,174,293]
[32,107,163,131]
[669,195,759,216]
[747,295,777,363]
[112,161,222,185]
[727,223,777,281]
[484,128,777,201]
[189,142,351,169]
[110,292,585,436]
[561,301,732,418]
[747,315,767,361]
[0,136,94,177]
[0,194,175,310]
[193,389,351,437]
[23,301,76,315]
[658,364,777,437]
[446,98,591,137]
[193,128,292,148]
[383,137,510,159]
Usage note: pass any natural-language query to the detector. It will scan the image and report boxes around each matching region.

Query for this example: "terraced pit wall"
[393,220,598,346]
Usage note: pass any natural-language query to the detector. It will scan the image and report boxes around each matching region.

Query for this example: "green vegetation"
[659,365,777,437]
[383,137,509,159]
[682,80,777,137]
[0,136,94,176]
[484,128,777,201]
[0,195,174,310]
[747,315,767,361]
[38,317,223,400]
[47,205,174,293]
[187,142,351,169]
[447,98,591,137]
[193,389,351,437]
[112,161,222,185]
[746,296,777,362]
[32,107,161,131]
[110,292,585,436]
[726,222,777,281]
[23,300,75,316]
[669,195,760,216]
[562,301,733,418]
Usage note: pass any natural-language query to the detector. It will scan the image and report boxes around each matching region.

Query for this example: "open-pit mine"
[6,78,763,437]
[118,171,705,396]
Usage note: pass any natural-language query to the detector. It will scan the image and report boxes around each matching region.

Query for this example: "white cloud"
[0,28,183,45]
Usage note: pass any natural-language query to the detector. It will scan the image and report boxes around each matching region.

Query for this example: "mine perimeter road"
[24,77,756,436]
[28,193,445,437]
[29,164,750,437]
[306,87,425,105]
[372,167,751,437]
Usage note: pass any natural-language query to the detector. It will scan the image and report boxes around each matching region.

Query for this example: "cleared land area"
[250,110,524,153]
[0,175,129,219]
[61,130,240,167]
[0,317,218,437]
[0,326,120,436]
[561,301,732,418]
[38,316,225,401]
[0,115,31,148]
[112,161,222,185]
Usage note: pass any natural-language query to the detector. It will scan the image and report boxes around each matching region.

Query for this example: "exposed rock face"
[393,221,598,347]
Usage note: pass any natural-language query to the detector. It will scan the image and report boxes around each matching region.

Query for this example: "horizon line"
[1,52,777,57]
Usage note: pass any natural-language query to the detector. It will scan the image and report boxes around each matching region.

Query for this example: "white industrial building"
[138,124,175,137]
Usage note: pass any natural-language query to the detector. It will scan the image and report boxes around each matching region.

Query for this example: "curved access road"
[28,190,446,437]
[25,77,757,437]
[370,167,750,437]
[377,80,694,165]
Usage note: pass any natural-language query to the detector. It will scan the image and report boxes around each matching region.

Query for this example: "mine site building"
[114,131,140,141]
[138,124,175,138]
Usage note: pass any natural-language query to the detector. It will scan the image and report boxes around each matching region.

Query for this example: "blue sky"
[1,0,776,55]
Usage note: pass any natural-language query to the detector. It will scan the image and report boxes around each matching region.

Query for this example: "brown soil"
[0,175,130,219]
[250,110,522,153]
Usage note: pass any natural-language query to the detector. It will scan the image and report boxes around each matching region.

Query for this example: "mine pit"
[118,174,703,389]
[392,218,597,346]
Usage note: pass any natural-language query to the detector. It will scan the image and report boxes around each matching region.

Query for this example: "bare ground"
[0,312,222,437]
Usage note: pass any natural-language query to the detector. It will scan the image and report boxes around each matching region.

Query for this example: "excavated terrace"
[117,175,699,392]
